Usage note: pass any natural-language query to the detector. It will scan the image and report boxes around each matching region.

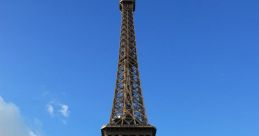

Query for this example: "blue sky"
[0,0,259,136]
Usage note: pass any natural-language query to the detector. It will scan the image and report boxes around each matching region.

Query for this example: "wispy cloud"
[46,101,70,124]
[59,104,69,118]
[46,104,54,116]
[0,96,39,136]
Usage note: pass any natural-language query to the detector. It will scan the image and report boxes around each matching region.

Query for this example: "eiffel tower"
[101,0,156,136]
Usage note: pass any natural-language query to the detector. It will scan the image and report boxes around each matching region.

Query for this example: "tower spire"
[101,0,156,135]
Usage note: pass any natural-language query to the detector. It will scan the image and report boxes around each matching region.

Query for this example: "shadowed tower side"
[101,0,156,136]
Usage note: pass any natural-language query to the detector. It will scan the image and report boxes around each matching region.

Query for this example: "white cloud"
[0,96,38,136]
[59,104,69,118]
[46,104,54,116]
[46,101,70,123]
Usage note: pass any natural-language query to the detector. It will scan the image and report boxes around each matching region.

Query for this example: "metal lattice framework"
[109,0,148,126]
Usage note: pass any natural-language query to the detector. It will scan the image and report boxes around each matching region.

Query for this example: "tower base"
[101,125,156,136]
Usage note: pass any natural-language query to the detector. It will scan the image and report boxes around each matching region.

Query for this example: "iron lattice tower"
[101,0,156,135]
[110,0,146,126]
